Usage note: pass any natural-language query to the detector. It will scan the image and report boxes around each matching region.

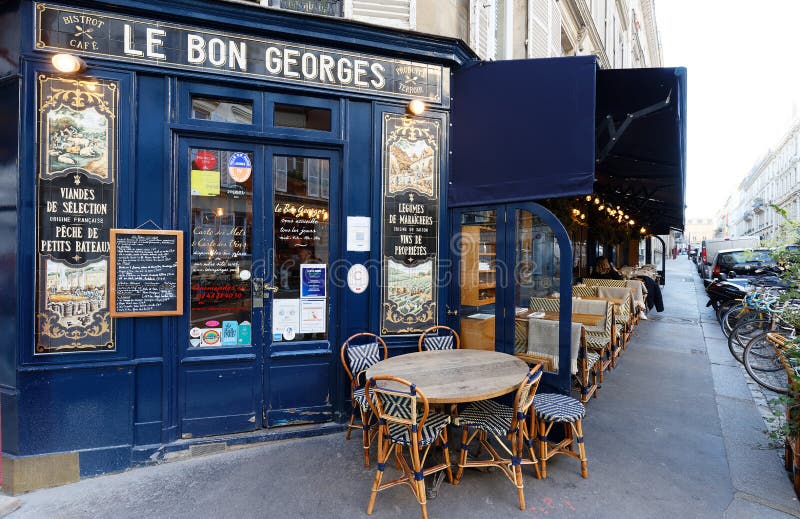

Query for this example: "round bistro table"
[365,349,529,404]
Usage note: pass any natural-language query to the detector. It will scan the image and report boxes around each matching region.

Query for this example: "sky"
[656,0,800,219]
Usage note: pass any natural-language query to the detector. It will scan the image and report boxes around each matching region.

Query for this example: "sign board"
[110,229,184,317]
[35,3,446,103]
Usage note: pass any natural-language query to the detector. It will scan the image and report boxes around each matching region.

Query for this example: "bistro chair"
[365,376,452,519]
[455,364,544,510]
[572,298,614,374]
[519,318,598,404]
[583,278,628,288]
[418,325,461,352]
[597,285,635,346]
[340,332,388,468]
[571,285,597,298]
[533,392,589,479]
[625,279,648,321]
[528,297,561,313]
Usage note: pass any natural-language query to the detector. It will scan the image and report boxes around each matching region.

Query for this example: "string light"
[576,195,645,234]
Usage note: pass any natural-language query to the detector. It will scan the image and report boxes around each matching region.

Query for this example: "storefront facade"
[0,0,478,491]
[0,0,685,493]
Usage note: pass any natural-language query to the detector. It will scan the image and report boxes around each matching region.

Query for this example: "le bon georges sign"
[36,3,446,103]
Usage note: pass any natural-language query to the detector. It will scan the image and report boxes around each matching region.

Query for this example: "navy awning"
[450,57,687,234]
[449,56,597,206]
[595,67,687,234]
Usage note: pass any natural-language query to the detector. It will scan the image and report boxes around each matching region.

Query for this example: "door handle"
[447,308,459,316]
[263,284,279,293]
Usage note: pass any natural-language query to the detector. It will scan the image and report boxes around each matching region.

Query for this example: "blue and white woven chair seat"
[457,399,516,437]
[353,387,371,411]
[585,350,601,370]
[423,335,454,351]
[386,412,451,446]
[533,393,585,423]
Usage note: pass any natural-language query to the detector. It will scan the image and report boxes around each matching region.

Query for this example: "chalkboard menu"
[110,229,184,317]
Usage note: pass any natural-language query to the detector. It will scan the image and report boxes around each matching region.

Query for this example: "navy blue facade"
[3,0,478,476]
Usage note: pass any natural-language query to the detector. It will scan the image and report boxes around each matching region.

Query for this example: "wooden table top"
[539,311,604,327]
[365,349,529,404]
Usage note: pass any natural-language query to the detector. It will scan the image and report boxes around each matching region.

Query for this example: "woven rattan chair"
[533,393,588,479]
[455,364,543,510]
[583,278,627,288]
[417,325,461,352]
[571,285,597,297]
[516,318,599,403]
[365,376,452,519]
[572,298,615,373]
[597,286,635,348]
[340,332,388,468]
[529,297,561,313]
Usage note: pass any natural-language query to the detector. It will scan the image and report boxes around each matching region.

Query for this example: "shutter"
[347,0,415,30]
[470,0,496,60]
[529,0,560,58]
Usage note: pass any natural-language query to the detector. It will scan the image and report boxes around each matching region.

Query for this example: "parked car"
[706,248,776,284]
[700,236,761,279]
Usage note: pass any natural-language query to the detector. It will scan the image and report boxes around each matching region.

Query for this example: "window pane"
[458,210,497,350]
[191,96,253,124]
[274,104,332,131]
[273,156,330,342]
[189,148,253,347]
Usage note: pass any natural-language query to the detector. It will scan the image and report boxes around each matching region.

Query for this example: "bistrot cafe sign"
[35,3,445,103]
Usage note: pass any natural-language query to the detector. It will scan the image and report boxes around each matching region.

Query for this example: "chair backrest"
[340,332,388,384]
[596,286,633,319]
[572,298,612,336]
[511,364,543,430]
[365,376,430,437]
[572,285,597,297]
[527,318,583,374]
[584,278,627,288]
[624,280,646,310]
[529,297,561,312]
[418,325,460,351]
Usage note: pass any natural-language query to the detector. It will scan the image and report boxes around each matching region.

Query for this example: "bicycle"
[727,299,800,363]
[743,330,798,395]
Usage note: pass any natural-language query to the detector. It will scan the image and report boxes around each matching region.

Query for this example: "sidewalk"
[6,259,800,518]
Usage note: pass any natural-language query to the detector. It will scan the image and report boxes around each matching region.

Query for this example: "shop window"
[273,156,330,342]
[274,104,332,131]
[188,147,254,348]
[191,96,253,124]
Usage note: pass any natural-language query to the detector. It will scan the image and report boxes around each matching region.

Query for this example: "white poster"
[300,298,326,334]
[272,298,300,341]
[347,216,371,251]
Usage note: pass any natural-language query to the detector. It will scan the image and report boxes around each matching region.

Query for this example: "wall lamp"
[51,53,87,74]
[407,99,426,116]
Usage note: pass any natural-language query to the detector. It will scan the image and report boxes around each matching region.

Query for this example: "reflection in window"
[189,148,253,347]
[274,103,332,131]
[515,211,560,305]
[191,96,253,124]
[273,156,331,342]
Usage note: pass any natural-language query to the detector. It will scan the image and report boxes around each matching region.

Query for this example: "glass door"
[264,146,339,427]
[451,203,572,393]
[178,137,267,437]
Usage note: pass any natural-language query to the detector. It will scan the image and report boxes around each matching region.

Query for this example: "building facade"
[251,0,662,67]
[724,121,800,241]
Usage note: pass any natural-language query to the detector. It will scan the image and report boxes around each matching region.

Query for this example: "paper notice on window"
[191,170,220,196]
[300,298,326,334]
[273,299,300,341]
[347,216,370,251]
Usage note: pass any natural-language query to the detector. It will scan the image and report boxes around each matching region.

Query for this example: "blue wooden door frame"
[263,144,341,427]
[176,136,268,437]
[449,202,573,395]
